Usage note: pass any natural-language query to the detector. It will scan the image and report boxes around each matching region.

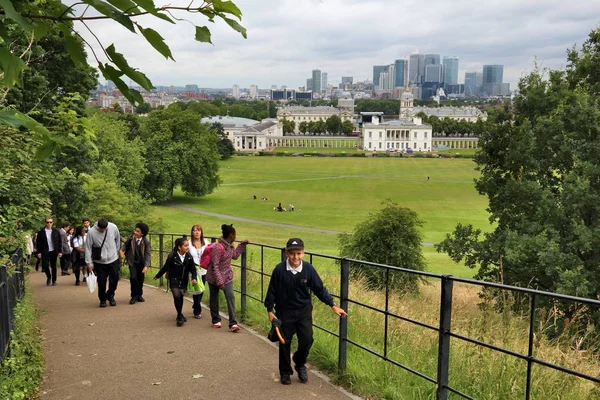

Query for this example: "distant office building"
[271,89,295,101]
[342,76,353,86]
[373,65,387,89]
[464,72,483,96]
[421,82,441,99]
[443,56,459,86]
[306,78,313,92]
[394,59,408,87]
[409,52,425,85]
[295,91,313,101]
[232,84,240,98]
[425,64,443,83]
[249,85,258,98]
[321,72,328,93]
[424,54,440,66]
[482,65,503,96]
[312,69,322,93]
[185,84,199,93]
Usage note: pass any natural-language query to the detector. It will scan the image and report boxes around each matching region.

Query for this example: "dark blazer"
[154,251,197,289]
[121,236,151,267]
[36,227,61,254]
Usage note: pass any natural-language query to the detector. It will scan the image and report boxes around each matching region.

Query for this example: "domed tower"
[399,90,414,119]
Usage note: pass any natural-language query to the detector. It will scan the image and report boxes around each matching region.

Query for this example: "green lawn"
[151,156,488,278]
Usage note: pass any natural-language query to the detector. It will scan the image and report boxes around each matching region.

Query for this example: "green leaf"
[222,17,247,39]
[0,0,31,31]
[138,26,175,61]
[64,35,88,67]
[106,0,140,13]
[194,26,212,44]
[82,0,135,32]
[153,12,175,24]
[106,44,153,90]
[32,22,51,40]
[0,47,26,88]
[98,63,144,106]
[212,0,243,19]
[0,109,50,136]
[131,0,156,12]
[35,140,57,160]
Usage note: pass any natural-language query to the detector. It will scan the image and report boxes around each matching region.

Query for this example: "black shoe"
[137,296,145,302]
[176,315,185,327]
[109,297,116,307]
[182,315,187,322]
[46,278,51,286]
[83,277,86,283]
[280,374,291,385]
[295,365,308,383]
[61,271,71,276]
[75,281,80,286]
[52,282,57,286]
[129,298,137,305]
[99,301,107,308]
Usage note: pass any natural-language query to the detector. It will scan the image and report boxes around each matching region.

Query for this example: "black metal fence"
[0,248,26,363]
[147,233,600,399]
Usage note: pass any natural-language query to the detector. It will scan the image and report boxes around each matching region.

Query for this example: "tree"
[339,201,426,293]
[140,109,220,202]
[282,119,296,135]
[437,28,600,308]
[341,119,354,135]
[325,115,342,135]
[210,122,235,159]
[313,119,326,135]
[298,121,308,135]
[135,103,152,114]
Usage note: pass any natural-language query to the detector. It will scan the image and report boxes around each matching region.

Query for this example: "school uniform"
[264,260,335,377]
[122,236,151,300]
[155,251,197,322]
[188,238,209,317]
[72,235,86,283]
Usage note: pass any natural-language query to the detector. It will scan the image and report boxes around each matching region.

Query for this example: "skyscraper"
[482,65,504,95]
[341,76,353,85]
[249,84,258,98]
[232,84,239,98]
[321,72,328,93]
[312,69,322,93]
[373,65,387,89]
[424,54,440,66]
[409,52,425,85]
[394,59,408,87]
[306,78,313,91]
[425,64,442,83]
[443,56,459,86]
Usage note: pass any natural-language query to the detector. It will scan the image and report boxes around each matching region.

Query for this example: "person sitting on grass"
[264,238,347,385]
[154,237,197,327]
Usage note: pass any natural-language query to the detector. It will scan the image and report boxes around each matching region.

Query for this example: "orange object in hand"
[275,326,285,344]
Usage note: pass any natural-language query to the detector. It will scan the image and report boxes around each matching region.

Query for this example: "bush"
[0,288,44,399]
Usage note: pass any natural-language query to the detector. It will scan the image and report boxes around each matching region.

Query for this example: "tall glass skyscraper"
[394,59,407,87]
[373,65,387,89]
[443,56,459,86]
[311,69,322,93]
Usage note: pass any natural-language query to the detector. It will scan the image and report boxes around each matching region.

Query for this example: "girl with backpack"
[206,224,248,332]
[188,224,210,319]
[154,237,198,327]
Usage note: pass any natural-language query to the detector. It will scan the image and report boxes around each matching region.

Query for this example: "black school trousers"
[94,259,120,302]
[41,251,58,283]
[278,304,314,376]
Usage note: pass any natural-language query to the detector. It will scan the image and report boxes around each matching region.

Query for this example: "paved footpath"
[30,272,356,400]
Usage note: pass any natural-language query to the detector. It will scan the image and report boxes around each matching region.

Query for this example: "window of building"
[414,142,417,149]
[379,132,382,138]
[424,143,427,149]
[414,132,417,138]
[369,131,372,138]
[424,132,428,139]
[368,142,372,149]
[379,142,382,149]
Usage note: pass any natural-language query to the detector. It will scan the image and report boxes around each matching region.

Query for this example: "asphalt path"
[31,271,357,400]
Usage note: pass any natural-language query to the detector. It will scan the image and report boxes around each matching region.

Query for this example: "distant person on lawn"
[264,238,347,385]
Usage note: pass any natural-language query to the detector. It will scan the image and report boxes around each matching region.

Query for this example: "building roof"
[363,119,432,128]
[201,116,259,127]
[239,120,278,135]
[278,106,340,115]
[413,106,486,118]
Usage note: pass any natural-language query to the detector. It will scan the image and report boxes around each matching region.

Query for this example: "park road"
[30,271,356,400]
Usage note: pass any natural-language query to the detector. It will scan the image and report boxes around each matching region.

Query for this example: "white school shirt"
[188,238,210,276]
[45,228,54,252]
[286,260,303,275]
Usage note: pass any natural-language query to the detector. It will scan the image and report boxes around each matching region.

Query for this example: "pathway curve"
[31,271,356,400]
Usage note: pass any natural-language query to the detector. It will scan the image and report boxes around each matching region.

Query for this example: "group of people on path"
[32,216,348,386]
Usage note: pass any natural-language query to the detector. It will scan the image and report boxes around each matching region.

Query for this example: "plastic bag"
[86,271,97,293]
[187,271,204,295]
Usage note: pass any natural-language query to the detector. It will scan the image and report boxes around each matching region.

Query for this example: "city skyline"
[78,0,600,88]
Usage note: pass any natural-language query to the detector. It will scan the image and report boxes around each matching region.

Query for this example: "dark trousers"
[60,253,71,272]
[208,282,237,327]
[192,275,207,316]
[278,304,314,376]
[129,263,145,298]
[41,251,58,283]
[94,259,120,302]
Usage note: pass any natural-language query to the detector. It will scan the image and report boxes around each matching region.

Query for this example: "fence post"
[436,275,454,400]
[158,234,164,287]
[240,248,247,322]
[338,257,350,373]
[280,248,286,263]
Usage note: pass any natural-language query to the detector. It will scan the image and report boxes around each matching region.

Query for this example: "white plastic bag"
[86,271,97,293]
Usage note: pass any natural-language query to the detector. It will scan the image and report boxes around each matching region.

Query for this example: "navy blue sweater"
[264,261,334,314]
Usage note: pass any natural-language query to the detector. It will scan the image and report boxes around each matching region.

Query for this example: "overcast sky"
[77,0,600,89]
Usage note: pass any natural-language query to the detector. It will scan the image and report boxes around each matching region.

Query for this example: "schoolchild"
[154,237,197,326]
[187,224,210,319]
[205,224,248,332]
[121,222,151,305]
[264,238,347,385]
[71,226,87,285]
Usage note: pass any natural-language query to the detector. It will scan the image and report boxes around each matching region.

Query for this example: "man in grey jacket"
[85,218,122,307]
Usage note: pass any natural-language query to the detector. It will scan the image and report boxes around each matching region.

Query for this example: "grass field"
[147,156,600,399]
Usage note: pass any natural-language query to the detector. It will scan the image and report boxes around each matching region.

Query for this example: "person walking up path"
[85,218,121,308]
[29,271,354,400]
[36,217,62,286]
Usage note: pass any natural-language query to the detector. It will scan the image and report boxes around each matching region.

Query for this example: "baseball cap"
[286,238,304,251]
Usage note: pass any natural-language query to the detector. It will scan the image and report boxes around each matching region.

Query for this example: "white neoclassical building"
[413,106,487,122]
[277,106,353,134]
[201,116,283,151]
[362,115,432,152]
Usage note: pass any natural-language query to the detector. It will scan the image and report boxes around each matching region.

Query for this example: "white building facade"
[277,106,352,134]
[362,116,432,152]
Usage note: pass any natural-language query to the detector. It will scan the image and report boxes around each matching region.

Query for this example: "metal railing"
[0,248,26,363]
[147,233,600,399]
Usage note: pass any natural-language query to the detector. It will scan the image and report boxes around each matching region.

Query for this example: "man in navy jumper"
[264,238,347,385]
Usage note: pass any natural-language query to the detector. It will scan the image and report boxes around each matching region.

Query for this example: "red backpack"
[200,243,223,269]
